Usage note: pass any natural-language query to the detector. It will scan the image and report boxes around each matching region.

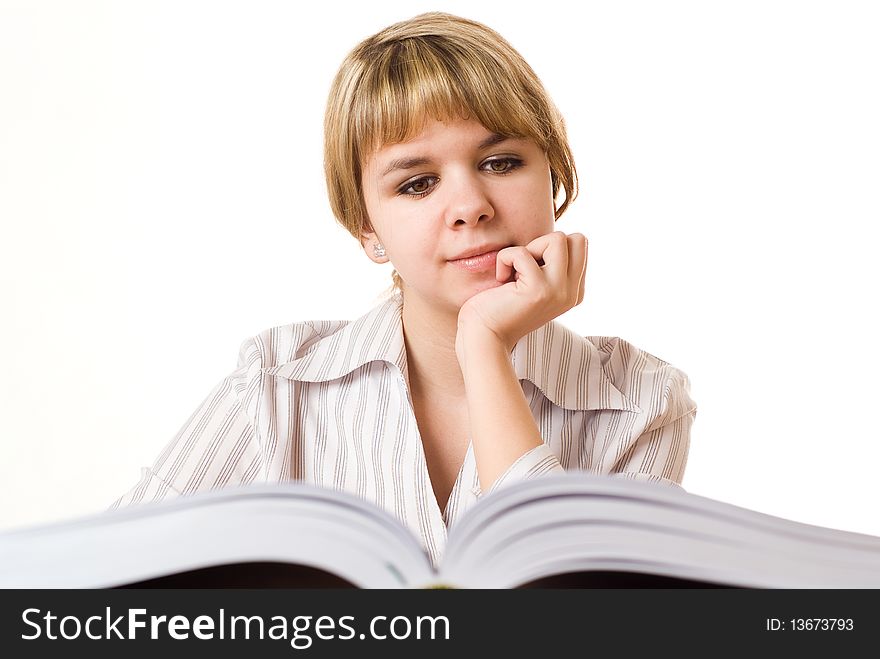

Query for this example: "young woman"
[113,12,697,567]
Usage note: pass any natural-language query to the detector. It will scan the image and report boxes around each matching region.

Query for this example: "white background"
[1,0,878,537]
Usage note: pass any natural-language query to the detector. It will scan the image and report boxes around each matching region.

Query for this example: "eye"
[398,176,439,199]
[395,157,524,199]
[482,157,523,174]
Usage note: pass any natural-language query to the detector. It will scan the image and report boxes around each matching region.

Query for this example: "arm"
[456,325,553,493]
[455,231,587,493]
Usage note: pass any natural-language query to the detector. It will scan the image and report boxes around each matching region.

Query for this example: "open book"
[2,473,879,588]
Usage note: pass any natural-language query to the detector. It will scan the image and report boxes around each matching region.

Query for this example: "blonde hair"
[323,11,578,294]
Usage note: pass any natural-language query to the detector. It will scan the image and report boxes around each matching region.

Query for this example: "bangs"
[353,36,548,161]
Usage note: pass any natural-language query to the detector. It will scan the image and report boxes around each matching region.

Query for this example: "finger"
[522,231,569,287]
[580,235,589,303]
[513,232,553,264]
[495,237,547,282]
[496,245,544,284]
[566,233,588,304]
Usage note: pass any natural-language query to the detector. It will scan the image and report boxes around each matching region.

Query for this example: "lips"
[448,244,509,261]
[447,249,501,273]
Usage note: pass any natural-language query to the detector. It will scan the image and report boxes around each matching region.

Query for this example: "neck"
[401,292,465,400]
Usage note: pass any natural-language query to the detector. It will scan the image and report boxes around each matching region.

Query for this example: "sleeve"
[609,366,697,490]
[475,444,566,498]
[108,336,266,510]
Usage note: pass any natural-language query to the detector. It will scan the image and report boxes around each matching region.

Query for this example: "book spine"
[416,581,460,589]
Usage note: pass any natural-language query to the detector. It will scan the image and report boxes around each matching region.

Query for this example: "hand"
[455,231,588,359]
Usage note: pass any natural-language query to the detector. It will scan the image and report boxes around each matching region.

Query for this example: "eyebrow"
[380,132,512,178]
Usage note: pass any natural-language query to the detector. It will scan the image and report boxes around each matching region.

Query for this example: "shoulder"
[513,322,694,415]
[585,335,689,383]
[239,318,352,369]
[586,335,696,424]
[234,296,406,383]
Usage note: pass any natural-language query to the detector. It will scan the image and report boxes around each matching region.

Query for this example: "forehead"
[364,117,527,171]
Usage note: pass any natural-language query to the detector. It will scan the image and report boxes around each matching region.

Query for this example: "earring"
[373,243,386,258]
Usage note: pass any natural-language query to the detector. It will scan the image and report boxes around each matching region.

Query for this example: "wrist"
[455,322,512,369]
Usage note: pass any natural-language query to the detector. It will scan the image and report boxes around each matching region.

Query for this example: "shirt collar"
[265,295,640,413]
[510,321,641,412]
[264,295,408,384]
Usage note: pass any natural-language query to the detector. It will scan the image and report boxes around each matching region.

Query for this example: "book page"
[0,484,434,588]
[440,474,880,588]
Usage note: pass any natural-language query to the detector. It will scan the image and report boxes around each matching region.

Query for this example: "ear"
[360,227,389,264]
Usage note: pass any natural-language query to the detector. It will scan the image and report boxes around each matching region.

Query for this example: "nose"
[443,171,495,228]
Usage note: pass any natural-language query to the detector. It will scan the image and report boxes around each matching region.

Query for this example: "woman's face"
[360,116,556,315]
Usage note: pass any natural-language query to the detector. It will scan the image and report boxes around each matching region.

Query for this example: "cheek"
[511,179,556,228]
[386,226,435,269]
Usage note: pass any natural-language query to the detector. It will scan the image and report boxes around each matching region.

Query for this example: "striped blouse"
[112,293,697,567]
